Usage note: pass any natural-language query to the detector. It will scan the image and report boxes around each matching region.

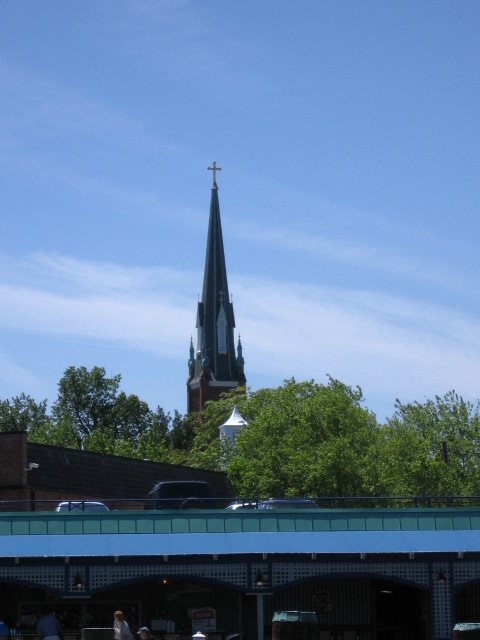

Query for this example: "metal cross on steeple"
[208,161,221,186]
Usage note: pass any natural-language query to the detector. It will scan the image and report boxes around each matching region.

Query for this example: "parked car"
[257,498,320,510]
[145,480,217,510]
[225,500,258,510]
[55,501,109,512]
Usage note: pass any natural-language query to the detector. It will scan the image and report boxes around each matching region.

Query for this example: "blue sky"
[1,1,479,423]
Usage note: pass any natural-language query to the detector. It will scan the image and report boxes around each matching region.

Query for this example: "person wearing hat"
[137,627,157,640]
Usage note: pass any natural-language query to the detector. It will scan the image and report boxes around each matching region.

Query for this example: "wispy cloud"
[0,352,44,391]
[115,0,277,105]
[229,216,478,298]
[0,253,193,357]
[0,60,136,148]
[1,252,480,419]
[231,275,480,419]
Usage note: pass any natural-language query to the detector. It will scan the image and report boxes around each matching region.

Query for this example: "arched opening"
[455,582,480,624]
[265,576,428,640]
[0,581,47,631]
[374,579,428,640]
[0,577,244,639]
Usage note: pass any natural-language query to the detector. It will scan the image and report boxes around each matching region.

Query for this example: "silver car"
[55,501,109,512]
[257,498,319,510]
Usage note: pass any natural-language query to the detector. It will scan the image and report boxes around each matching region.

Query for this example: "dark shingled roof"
[27,442,233,501]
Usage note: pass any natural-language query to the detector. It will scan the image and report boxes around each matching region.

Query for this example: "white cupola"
[219,405,248,444]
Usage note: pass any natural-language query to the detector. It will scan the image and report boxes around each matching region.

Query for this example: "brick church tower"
[187,163,246,413]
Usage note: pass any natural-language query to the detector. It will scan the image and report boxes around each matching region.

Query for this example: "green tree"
[29,415,80,448]
[0,393,51,433]
[166,410,197,458]
[188,377,380,498]
[51,366,171,455]
[7,366,480,503]
[113,392,152,444]
[378,391,480,496]
[137,406,172,463]
[52,366,120,446]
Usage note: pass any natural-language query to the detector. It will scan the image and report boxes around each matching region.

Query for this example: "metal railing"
[1,495,480,512]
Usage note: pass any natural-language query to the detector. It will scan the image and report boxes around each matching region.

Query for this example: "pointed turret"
[187,163,246,413]
[219,404,248,444]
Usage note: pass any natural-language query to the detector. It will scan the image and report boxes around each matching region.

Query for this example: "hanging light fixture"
[438,569,446,584]
[256,570,263,588]
[74,573,84,589]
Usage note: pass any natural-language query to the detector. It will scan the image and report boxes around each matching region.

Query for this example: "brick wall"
[0,431,233,511]
[0,431,27,488]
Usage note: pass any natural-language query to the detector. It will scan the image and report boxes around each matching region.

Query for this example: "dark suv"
[145,480,217,510]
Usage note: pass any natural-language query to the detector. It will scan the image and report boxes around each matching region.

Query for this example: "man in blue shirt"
[0,613,9,640]
[36,611,63,640]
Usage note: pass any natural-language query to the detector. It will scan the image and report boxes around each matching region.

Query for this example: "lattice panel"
[67,566,87,594]
[90,563,248,591]
[272,561,429,588]
[0,565,64,591]
[250,562,269,590]
[431,561,451,640]
[454,561,480,587]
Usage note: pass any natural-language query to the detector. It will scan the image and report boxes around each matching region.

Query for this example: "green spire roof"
[196,166,237,380]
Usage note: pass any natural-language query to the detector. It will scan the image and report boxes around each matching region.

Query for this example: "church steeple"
[187,163,246,413]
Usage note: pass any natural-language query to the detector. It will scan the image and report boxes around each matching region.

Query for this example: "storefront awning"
[2,528,479,558]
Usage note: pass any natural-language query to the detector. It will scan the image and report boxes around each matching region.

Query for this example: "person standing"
[0,613,9,640]
[36,610,63,640]
[137,627,157,640]
[114,611,132,640]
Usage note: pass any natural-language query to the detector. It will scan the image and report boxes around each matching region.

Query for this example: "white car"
[226,501,258,510]
[257,498,319,510]
[55,501,109,512]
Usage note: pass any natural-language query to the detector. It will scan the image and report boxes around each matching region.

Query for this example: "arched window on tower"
[217,303,227,354]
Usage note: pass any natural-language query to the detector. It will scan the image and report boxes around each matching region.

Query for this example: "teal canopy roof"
[1,507,479,558]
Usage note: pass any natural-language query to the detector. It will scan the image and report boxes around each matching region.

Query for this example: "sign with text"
[192,608,216,633]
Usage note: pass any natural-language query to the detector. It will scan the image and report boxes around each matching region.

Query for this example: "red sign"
[192,608,216,633]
